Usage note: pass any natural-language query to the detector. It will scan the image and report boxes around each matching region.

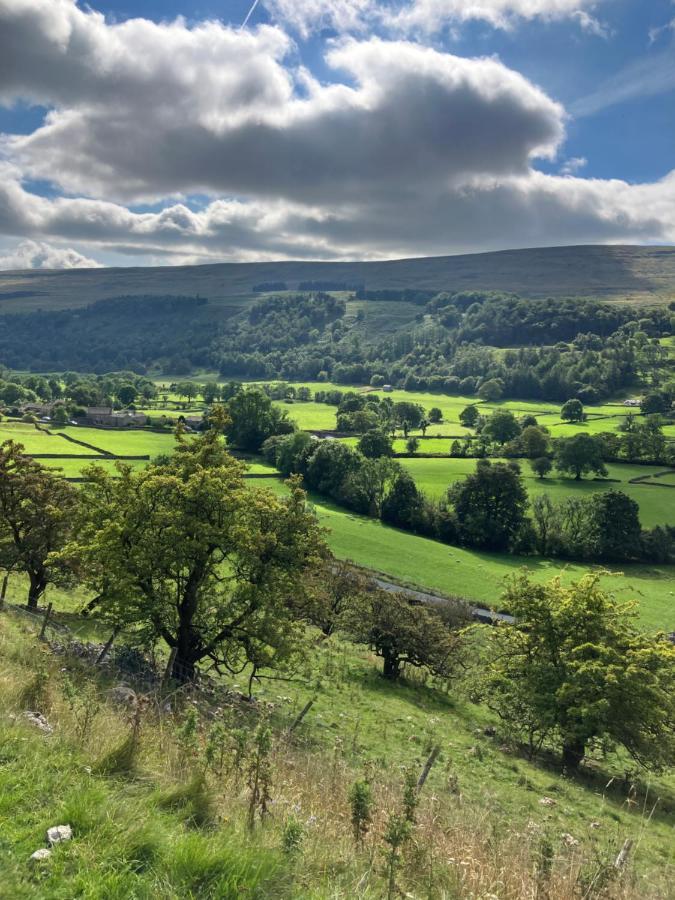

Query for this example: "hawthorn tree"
[345,590,464,680]
[67,422,326,682]
[0,442,78,608]
[482,574,675,771]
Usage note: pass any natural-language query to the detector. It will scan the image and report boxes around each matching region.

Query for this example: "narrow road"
[369,575,515,624]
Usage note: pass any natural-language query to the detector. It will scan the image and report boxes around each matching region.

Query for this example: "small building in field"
[382,384,393,393]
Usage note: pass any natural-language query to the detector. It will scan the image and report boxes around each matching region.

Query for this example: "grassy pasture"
[399,458,675,528]
[255,478,675,632]
[50,426,180,457]
[0,422,96,456]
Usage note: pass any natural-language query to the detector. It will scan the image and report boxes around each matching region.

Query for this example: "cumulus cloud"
[0,0,673,266]
[0,239,102,269]
[0,1,565,205]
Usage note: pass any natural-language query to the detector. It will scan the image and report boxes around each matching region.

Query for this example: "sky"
[0,0,674,269]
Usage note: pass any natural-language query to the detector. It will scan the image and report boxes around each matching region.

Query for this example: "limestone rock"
[47,825,72,845]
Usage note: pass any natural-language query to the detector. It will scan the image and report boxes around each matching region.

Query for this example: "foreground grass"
[0,611,673,899]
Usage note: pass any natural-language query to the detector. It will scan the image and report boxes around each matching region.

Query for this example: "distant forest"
[1,289,673,402]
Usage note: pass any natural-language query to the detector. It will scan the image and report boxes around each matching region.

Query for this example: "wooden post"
[161,647,178,688]
[289,699,314,733]
[416,745,441,792]
[39,602,53,640]
[0,574,8,610]
[96,626,120,665]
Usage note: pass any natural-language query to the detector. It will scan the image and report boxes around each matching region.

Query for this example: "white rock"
[22,711,53,734]
[47,825,72,845]
[30,848,52,862]
[539,796,557,807]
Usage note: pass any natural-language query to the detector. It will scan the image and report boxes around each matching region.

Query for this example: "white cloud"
[0,0,673,267]
[560,156,587,175]
[0,3,565,205]
[263,0,605,36]
[0,239,102,269]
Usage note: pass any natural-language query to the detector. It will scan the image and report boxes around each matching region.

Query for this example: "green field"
[0,422,96,456]
[254,478,675,632]
[399,458,675,528]
[51,426,180,457]
[41,458,148,478]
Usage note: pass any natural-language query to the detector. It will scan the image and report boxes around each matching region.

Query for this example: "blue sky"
[0,0,674,268]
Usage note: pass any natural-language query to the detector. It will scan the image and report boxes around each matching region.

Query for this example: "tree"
[225,389,294,451]
[519,426,548,459]
[305,441,361,498]
[303,561,368,637]
[428,407,442,424]
[584,490,641,562]
[641,392,670,415]
[477,379,503,402]
[358,429,393,459]
[0,442,78,608]
[482,573,675,770]
[392,401,425,434]
[405,436,419,454]
[51,405,69,427]
[459,405,479,428]
[449,460,528,552]
[554,434,607,480]
[117,383,138,407]
[529,456,552,479]
[67,426,325,682]
[560,399,584,422]
[482,410,520,445]
[345,590,463,680]
[381,471,426,532]
[202,382,220,404]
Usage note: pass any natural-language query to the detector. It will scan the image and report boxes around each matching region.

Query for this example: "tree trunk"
[27,571,47,610]
[561,737,586,770]
[382,650,401,680]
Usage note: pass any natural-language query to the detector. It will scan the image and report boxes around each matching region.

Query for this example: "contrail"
[241,0,261,28]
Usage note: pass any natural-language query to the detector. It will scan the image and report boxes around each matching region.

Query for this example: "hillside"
[1,245,675,313]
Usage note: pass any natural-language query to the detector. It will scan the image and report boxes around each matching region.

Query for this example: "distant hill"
[1,245,675,313]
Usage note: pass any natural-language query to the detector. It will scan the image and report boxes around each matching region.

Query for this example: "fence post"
[289,699,314,733]
[416,745,441,792]
[162,647,178,688]
[0,574,8,610]
[96,626,120,665]
[39,602,53,641]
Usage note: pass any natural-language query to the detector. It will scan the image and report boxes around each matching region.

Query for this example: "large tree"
[449,460,528,551]
[482,574,675,771]
[225,389,294,451]
[67,425,325,682]
[554,434,607,481]
[345,590,463,680]
[482,410,520,445]
[583,489,641,562]
[0,442,78,608]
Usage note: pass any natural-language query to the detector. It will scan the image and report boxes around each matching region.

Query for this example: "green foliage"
[0,441,78,608]
[554,433,607,480]
[459,404,479,428]
[344,589,463,680]
[449,460,529,552]
[246,724,273,831]
[561,398,584,422]
[348,779,373,845]
[67,424,325,682]
[358,428,393,459]
[530,456,552,479]
[225,389,295,451]
[482,573,675,769]
[482,409,521,445]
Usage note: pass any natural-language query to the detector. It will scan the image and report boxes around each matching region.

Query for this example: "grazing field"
[254,478,675,631]
[0,422,96,456]
[51,426,180,457]
[399,458,675,528]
